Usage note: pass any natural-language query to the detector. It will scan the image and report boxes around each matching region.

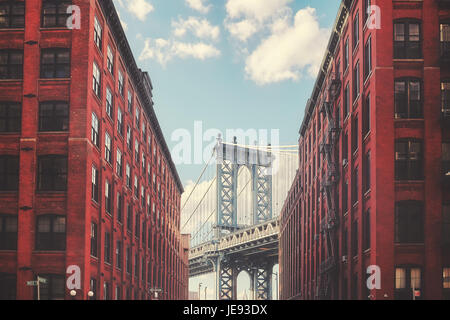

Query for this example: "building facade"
[280,0,450,300]
[0,0,189,300]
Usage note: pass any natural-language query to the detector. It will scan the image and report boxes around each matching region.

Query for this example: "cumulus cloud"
[185,0,211,14]
[139,38,220,66]
[244,7,329,85]
[172,17,220,41]
[116,0,154,21]
[226,0,292,22]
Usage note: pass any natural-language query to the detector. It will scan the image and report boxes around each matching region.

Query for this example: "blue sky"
[113,0,341,186]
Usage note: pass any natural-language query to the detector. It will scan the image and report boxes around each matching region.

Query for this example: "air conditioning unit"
[342,255,348,263]
[342,159,348,167]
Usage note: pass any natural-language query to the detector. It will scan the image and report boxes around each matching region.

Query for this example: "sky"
[113,0,341,299]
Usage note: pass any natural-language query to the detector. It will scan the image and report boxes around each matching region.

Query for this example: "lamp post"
[273,272,279,300]
[198,283,202,300]
[204,286,207,300]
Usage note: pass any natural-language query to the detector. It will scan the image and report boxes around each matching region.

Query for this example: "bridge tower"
[214,136,274,300]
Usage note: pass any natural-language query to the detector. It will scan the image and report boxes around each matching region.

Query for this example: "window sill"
[0,28,24,32]
[33,250,66,254]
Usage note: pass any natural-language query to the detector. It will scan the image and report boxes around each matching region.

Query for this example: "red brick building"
[280,0,450,300]
[0,0,189,300]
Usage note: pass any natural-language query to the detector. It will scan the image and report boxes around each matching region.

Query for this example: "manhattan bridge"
[181,137,298,300]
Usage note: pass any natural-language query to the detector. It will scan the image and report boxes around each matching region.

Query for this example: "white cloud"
[185,0,211,14]
[226,0,292,22]
[119,0,154,21]
[140,38,220,66]
[226,19,258,42]
[172,17,220,41]
[244,7,329,85]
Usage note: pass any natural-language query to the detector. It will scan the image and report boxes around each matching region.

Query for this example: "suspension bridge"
[181,137,298,300]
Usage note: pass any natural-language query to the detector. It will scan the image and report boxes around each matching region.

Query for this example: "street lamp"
[272,272,279,300]
[198,283,203,300]
[87,291,94,299]
[204,286,207,300]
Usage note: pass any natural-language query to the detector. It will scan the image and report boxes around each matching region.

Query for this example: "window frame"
[0,49,23,79]
[394,19,422,59]
[0,214,17,250]
[395,139,423,181]
[0,1,25,28]
[35,214,66,251]
[40,48,71,79]
[395,201,424,244]
[38,101,69,132]
[394,78,423,119]
[41,0,71,28]
[37,155,68,191]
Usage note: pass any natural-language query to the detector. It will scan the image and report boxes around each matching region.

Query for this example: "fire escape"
[318,72,341,299]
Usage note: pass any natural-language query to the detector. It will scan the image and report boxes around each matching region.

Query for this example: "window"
[135,214,140,239]
[364,151,371,193]
[352,115,358,153]
[395,140,423,180]
[0,1,24,28]
[363,209,370,250]
[134,253,139,277]
[115,286,122,300]
[353,12,359,50]
[103,281,110,300]
[352,167,358,205]
[39,102,69,131]
[126,204,132,232]
[92,62,101,97]
[40,49,70,79]
[105,132,112,163]
[363,93,370,136]
[344,37,349,71]
[0,215,17,250]
[116,240,122,270]
[135,139,139,163]
[342,132,349,163]
[364,0,371,23]
[353,61,360,102]
[135,108,140,128]
[394,20,421,59]
[0,102,21,133]
[126,163,131,188]
[0,49,23,79]
[91,165,99,202]
[90,278,97,300]
[126,246,131,274]
[90,222,98,257]
[126,125,132,150]
[104,231,111,264]
[351,220,358,257]
[442,81,450,115]
[117,107,123,136]
[0,155,18,191]
[441,23,450,59]
[395,79,422,119]
[116,148,122,177]
[94,16,102,50]
[117,193,123,223]
[37,155,67,191]
[36,215,66,251]
[141,186,145,208]
[134,176,138,198]
[344,83,350,119]
[118,70,124,96]
[91,112,99,147]
[127,90,133,113]
[41,1,70,28]
[443,205,450,245]
[395,201,424,243]
[106,87,113,118]
[364,37,372,79]
[0,273,16,300]
[395,267,422,300]
[343,179,349,213]
[36,274,64,300]
[107,45,114,74]
[105,180,112,215]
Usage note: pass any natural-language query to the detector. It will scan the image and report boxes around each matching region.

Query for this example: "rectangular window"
[135,214,140,239]
[441,23,450,59]
[117,107,123,136]
[40,49,70,79]
[351,220,358,257]
[127,90,133,113]
[0,1,25,28]
[363,93,370,136]
[127,204,132,232]
[94,16,102,50]
[352,167,358,205]
[116,240,122,270]
[104,231,111,264]
[39,101,68,131]
[353,12,359,50]
[363,209,371,250]
[36,215,66,251]
[107,45,114,74]
[0,273,16,300]
[116,148,122,177]
[0,156,18,191]
[342,132,349,163]
[36,274,64,300]
[395,140,423,181]
[126,246,131,274]
[41,1,70,28]
[105,132,112,163]
[90,222,98,257]
[343,179,349,213]
[91,165,99,202]
[92,62,101,97]
[117,193,123,223]
[115,285,122,300]
[126,125,132,150]
[105,180,112,215]
[364,0,371,23]
[135,139,139,164]
[0,215,17,250]
[395,267,422,300]
[103,281,110,300]
[344,37,349,71]
[353,61,360,102]
[91,112,99,147]
[37,155,67,191]
[395,79,422,119]
[443,205,450,245]
[118,70,124,96]
[394,20,422,59]
[364,151,371,193]
[0,101,21,133]
[126,163,131,188]
[442,81,450,115]
[134,175,138,198]
[0,49,23,79]
[106,87,113,118]
[364,37,372,79]
[395,201,424,243]
[344,83,350,119]
[352,116,358,153]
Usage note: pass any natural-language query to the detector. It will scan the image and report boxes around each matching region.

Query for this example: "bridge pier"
[253,264,273,300]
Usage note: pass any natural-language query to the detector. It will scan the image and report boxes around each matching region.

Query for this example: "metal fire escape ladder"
[318,73,341,299]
